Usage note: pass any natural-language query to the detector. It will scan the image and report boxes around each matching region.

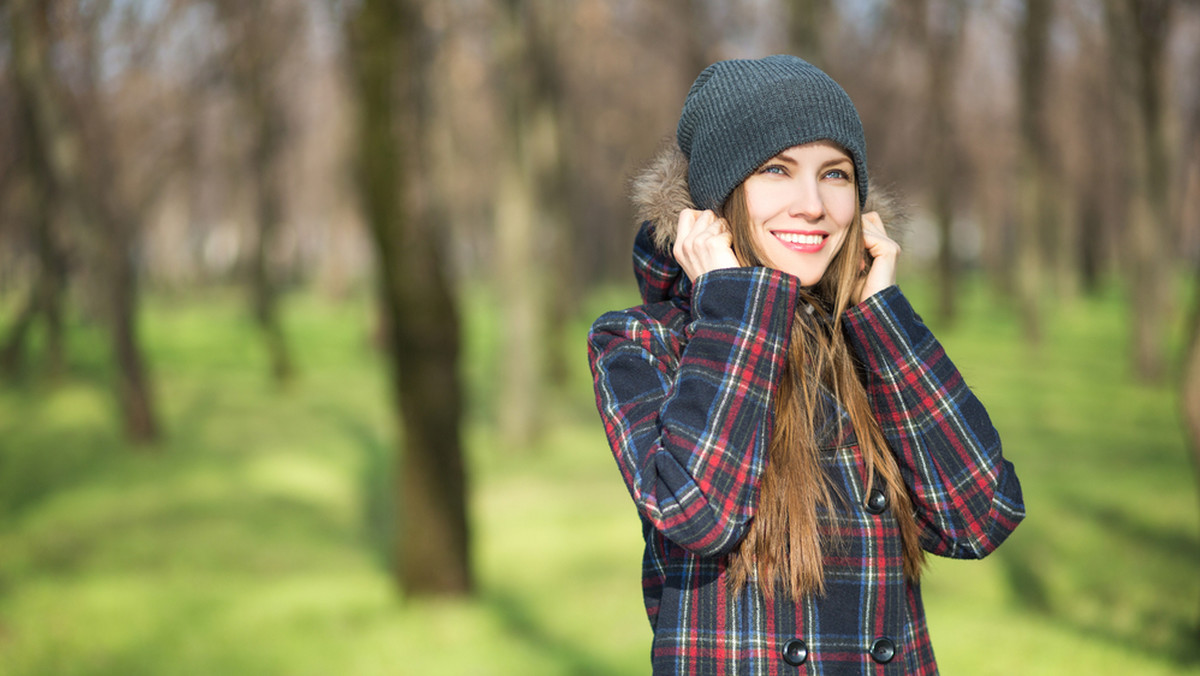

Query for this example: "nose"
[787,178,825,221]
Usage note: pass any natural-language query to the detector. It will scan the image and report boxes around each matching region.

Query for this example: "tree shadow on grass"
[329,412,394,571]
[2,381,375,586]
[995,537,1053,614]
[996,494,1200,666]
[7,477,364,581]
[331,410,625,674]
[0,381,228,524]
[1075,498,1200,565]
[482,587,618,676]
[0,427,115,519]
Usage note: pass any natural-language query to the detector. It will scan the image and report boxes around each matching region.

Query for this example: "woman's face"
[742,141,858,287]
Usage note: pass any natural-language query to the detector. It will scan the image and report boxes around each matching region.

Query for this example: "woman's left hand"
[855,211,900,304]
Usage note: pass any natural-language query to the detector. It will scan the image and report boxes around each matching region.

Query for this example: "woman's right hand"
[673,209,741,281]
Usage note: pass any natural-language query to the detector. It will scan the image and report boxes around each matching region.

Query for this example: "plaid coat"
[587,221,1025,675]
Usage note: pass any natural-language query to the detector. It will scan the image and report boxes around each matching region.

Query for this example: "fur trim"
[630,141,909,253]
[631,139,696,253]
[864,183,910,240]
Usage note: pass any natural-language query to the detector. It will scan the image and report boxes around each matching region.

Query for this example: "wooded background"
[4,0,1200,670]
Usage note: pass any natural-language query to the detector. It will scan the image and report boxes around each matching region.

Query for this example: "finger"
[684,212,722,251]
[861,215,899,252]
[698,217,734,254]
[674,210,698,255]
[676,209,699,238]
[691,209,720,235]
[862,211,884,232]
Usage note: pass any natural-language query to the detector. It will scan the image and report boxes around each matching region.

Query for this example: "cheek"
[824,230,851,265]
[830,200,859,232]
[818,182,857,224]
[744,184,789,225]
[829,229,850,252]
[745,203,770,229]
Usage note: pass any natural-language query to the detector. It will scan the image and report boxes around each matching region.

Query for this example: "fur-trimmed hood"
[628,141,907,305]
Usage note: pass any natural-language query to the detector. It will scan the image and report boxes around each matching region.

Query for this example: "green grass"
[0,279,1198,675]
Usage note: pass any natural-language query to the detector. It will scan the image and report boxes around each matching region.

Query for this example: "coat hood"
[628,141,908,305]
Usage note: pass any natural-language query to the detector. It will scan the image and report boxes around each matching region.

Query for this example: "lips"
[772,230,828,253]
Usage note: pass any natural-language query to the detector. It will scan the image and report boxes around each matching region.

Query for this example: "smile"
[773,231,827,253]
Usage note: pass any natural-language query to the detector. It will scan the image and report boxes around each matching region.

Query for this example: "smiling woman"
[741,141,859,286]
[587,55,1025,675]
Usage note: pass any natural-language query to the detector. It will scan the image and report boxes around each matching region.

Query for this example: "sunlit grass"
[0,279,1198,674]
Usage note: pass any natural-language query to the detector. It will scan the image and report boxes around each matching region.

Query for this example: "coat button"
[870,637,896,664]
[782,638,808,666]
[865,488,889,514]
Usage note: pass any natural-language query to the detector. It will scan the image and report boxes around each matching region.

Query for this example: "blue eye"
[761,165,787,175]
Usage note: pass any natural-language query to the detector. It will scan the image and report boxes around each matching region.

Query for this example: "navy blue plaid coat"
[588,216,1025,674]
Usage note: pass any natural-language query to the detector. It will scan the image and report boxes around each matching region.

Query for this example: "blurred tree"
[1173,3,1200,641]
[1015,0,1055,344]
[345,0,472,595]
[925,0,967,325]
[0,95,67,379]
[534,3,577,392]
[678,0,716,76]
[1106,0,1175,382]
[579,0,707,282]
[1174,36,1200,254]
[212,0,302,385]
[1183,262,1200,640]
[1060,2,1120,296]
[788,0,831,63]
[7,0,161,443]
[493,0,570,447]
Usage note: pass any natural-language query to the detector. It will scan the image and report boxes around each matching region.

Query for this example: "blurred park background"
[2,0,1200,673]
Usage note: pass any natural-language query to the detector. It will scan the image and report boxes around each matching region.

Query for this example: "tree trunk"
[1,289,39,377]
[248,75,295,386]
[493,112,543,447]
[1076,189,1104,294]
[494,0,573,447]
[1181,264,1200,643]
[107,224,159,442]
[1014,0,1054,345]
[1,92,67,379]
[0,241,67,380]
[217,0,297,386]
[927,0,966,325]
[529,4,575,392]
[788,0,831,64]
[346,0,472,597]
[1122,0,1173,382]
[37,200,67,379]
[680,0,714,79]
[8,0,160,443]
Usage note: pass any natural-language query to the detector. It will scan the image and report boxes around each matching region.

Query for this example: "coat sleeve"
[587,268,800,557]
[843,286,1025,559]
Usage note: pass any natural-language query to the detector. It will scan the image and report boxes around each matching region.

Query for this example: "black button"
[782,638,808,666]
[870,637,896,664]
[865,488,889,514]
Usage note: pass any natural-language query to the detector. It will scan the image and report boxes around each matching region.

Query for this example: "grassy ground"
[0,278,1198,675]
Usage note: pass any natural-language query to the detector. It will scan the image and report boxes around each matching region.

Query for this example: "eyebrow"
[823,157,854,172]
[767,152,853,170]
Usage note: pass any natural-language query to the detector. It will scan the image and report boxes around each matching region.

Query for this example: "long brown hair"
[720,182,926,600]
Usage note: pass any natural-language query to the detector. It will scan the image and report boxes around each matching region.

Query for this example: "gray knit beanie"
[676,55,868,212]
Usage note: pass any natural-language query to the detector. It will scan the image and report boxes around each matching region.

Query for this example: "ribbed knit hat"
[676,55,868,212]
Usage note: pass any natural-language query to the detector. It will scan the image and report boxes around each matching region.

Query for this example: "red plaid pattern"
[588,223,1024,674]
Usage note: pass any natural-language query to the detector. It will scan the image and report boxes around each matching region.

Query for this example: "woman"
[587,55,1025,674]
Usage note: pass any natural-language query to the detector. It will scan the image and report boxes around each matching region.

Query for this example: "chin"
[789,267,830,288]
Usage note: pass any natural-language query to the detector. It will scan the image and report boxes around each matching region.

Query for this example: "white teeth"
[775,232,824,245]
